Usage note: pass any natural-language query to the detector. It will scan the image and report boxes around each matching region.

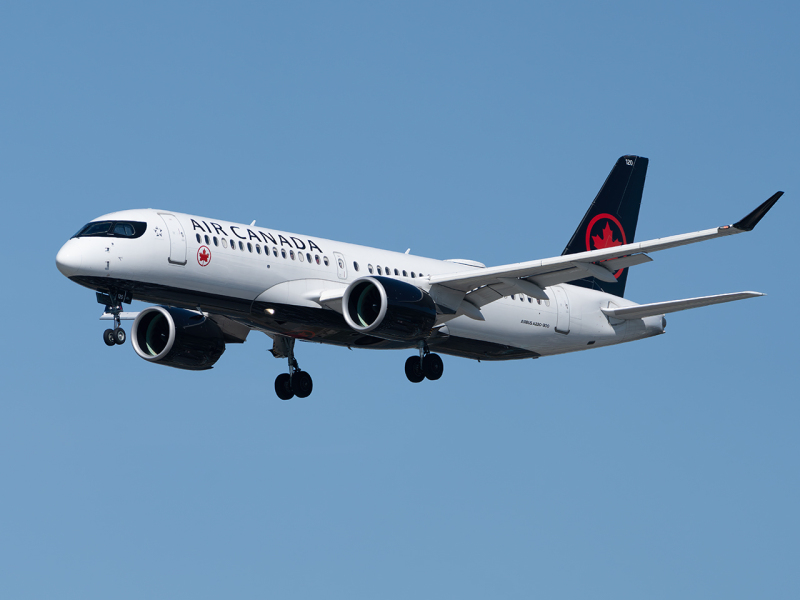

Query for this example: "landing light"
[265,308,275,315]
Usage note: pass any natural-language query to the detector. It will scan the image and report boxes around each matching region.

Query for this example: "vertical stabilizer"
[561,155,648,297]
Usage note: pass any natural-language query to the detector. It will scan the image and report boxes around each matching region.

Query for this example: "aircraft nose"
[56,239,83,277]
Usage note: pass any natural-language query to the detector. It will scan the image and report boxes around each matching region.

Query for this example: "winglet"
[732,191,783,231]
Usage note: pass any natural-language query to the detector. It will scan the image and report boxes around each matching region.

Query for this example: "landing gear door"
[333,252,347,280]
[553,286,570,334]
[159,213,187,265]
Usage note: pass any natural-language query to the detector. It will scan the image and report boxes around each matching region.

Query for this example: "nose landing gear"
[98,290,130,346]
[405,342,444,383]
[271,336,314,400]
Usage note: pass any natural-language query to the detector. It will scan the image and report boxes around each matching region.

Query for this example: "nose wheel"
[103,328,126,346]
[405,342,444,383]
[272,336,314,400]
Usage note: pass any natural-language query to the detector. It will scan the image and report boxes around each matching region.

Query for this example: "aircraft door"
[553,286,570,334]
[159,213,187,265]
[333,252,347,279]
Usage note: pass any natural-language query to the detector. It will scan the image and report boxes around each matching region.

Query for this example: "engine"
[342,276,437,342]
[131,306,226,370]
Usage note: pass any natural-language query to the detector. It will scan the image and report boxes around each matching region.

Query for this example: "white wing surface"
[428,192,782,311]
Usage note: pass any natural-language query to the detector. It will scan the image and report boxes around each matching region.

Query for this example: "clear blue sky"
[1,2,798,598]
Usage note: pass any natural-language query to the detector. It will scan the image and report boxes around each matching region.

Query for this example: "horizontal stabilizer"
[601,291,764,320]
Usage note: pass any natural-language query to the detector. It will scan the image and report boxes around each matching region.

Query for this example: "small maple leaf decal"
[591,222,622,250]
[198,248,210,265]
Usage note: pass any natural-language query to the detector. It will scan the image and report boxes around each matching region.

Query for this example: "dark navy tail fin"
[561,155,648,297]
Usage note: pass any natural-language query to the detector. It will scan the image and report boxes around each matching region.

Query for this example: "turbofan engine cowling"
[131,306,226,370]
[342,276,437,342]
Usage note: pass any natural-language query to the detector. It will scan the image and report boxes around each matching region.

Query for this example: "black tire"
[114,328,126,345]
[292,371,313,398]
[405,356,425,383]
[423,353,444,381]
[103,329,116,346]
[275,373,294,400]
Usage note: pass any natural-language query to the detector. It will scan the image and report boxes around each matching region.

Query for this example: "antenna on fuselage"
[250,220,256,226]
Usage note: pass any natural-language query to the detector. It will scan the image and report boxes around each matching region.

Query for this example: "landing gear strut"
[98,290,129,346]
[405,342,444,383]
[273,337,313,400]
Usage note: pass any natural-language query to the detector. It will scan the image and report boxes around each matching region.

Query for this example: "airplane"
[55,156,782,399]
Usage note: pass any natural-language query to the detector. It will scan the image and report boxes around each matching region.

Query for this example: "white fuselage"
[56,208,665,360]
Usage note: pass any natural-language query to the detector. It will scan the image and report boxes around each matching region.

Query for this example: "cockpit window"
[74,221,112,237]
[114,222,136,237]
[73,220,147,239]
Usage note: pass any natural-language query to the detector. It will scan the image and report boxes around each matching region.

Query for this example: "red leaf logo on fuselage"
[197,245,211,267]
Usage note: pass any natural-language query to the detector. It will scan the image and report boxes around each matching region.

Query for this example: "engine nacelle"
[131,306,226,370]
[342,276,437,342]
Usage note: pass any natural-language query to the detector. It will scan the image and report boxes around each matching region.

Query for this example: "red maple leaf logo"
[197,246,211,266]
[591,222,622,250]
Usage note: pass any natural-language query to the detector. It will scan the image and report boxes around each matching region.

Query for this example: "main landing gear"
[98,290,128,347]
[405,342,444,383]
[273,337,313,400]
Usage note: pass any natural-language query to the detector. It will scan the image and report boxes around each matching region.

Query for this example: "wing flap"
[600,292,764,320]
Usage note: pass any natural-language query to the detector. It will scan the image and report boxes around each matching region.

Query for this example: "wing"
[428,192,783,313]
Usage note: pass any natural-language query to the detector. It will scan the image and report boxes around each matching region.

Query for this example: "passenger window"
[281,249,286,259]
[511,295,515,300]
[213,236,218,247]
[411,272,415,278]
[290,250,295,260]
[323,257,329,266]
[256,244,261,254]
[315,255,320,264]
[377,266,382,275]
[247,242,253,253]
[299,252,304,262]
[306,253,311,263]
[394,269,399,276]
[204,235,210,245]
[402,270,407,277]
[385,267,390,275]
[353,261,359,271]
[368,264,373,274]
[196,233,202,243]
[239,241,244,251]
[520,296,524,302]
[528,297,532,303]
[273,247,278,257]
[222,238,228,248]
